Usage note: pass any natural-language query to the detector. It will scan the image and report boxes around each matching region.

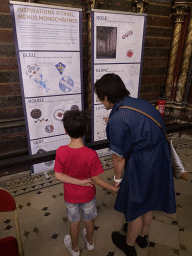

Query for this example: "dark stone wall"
[0,0,173,161]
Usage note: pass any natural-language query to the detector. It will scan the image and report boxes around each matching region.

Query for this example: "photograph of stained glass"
[96,26,117,59]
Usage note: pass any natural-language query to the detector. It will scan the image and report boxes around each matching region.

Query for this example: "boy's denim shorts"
[65,198,97,223]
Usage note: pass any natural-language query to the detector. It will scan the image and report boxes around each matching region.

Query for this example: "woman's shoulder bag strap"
[118,106,169,143]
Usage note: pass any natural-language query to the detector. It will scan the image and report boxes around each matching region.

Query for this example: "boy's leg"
[70,220,80,251]
[65,202,81,253]
[81,198,97,249]
[84,219,94,244]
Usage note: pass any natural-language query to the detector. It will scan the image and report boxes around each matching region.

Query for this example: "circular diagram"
[31,109,42,119]
[36,148,45,154]
[54,109,64,121]
[59,76,74,93]
[70,105,79,110]
[26,64,40,78]
[45,125,54,133]
[126,49,134,58]
[44,161,54,167]
[120,26,134,44]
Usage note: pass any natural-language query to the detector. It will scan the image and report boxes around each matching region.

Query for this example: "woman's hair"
[94,73,130,104]
[63,110,88,138]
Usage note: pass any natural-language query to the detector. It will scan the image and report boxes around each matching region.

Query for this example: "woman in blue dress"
[94,73,176,256]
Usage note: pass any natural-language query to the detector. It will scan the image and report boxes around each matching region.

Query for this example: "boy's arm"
[92,175,119,192]
[55,172,93,187]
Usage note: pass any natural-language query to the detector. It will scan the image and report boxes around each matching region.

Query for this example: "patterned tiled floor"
[0,133,192,256]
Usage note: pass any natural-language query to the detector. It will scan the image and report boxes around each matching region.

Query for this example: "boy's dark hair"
[94,73,130,104]
[63,110,88,138]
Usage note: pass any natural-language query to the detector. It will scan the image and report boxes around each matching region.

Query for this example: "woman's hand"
[114,181,121,188]
[80,178,94,187]
[103,116,109,124]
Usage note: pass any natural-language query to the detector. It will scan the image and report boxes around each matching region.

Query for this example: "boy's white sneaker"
[64,235,80,256]
[82,228,94,250]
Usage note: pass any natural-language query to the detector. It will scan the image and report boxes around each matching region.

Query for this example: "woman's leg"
[139,211,153,237]
[126,216,143,246]
[126,211,153,246]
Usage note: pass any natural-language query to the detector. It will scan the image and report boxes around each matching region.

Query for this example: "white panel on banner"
[19,51,81,97]
[92,10,146,157]
[25,94,81,140]
[31,135,70,174]
[12,4,80,51]
[94,12,144,64]
[94,64,140,104]
[10,2,83,174]
[94,104,110,141]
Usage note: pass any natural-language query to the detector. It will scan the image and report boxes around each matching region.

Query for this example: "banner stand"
[10,1,83,174]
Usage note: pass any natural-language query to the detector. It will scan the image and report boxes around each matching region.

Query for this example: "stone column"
[170,15,189,101]
[175,7,192,103]
[165,3,189,101]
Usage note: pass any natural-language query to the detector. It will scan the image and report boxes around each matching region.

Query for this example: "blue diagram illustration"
[55,62,66,75]
[59,76,74,93]
[34,74,50,92]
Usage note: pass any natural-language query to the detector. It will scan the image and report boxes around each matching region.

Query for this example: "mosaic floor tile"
[149,219,179,249]
[18,206,44,232]
[147,243,179,256]
[135,243,148,256]
[94,207,124,232]
[102,191,118,209]
[1,135,192,256]
[179,250,192,256]
[80,249,103,256]
[114,247,128,256]
[95,185,108,207]
[176,194,192,228]
[23,231,56,256]
[35,212,69,243]
[93,227,117,255]
[29,190,56,210]
[153,211,177,225]
[179,226,192,253]
[46,196,67,215]
[174,179,192,196]
[46,239,70,256]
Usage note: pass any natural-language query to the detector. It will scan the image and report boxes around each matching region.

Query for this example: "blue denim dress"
[106,96,176,221]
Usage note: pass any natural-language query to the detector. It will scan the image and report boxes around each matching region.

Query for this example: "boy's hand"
[112,186,120,193]
[80,178,94,187]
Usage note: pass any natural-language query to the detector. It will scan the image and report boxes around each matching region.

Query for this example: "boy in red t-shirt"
[54,110,118,256]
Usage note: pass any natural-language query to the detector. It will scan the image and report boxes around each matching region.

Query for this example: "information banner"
[10,1,83,174]
[92,10,147,155]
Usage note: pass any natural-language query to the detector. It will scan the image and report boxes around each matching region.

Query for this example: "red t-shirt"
[54,145,104,203]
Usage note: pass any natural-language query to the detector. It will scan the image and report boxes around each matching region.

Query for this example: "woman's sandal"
[123,223,149,248]
[112,231,137,256]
